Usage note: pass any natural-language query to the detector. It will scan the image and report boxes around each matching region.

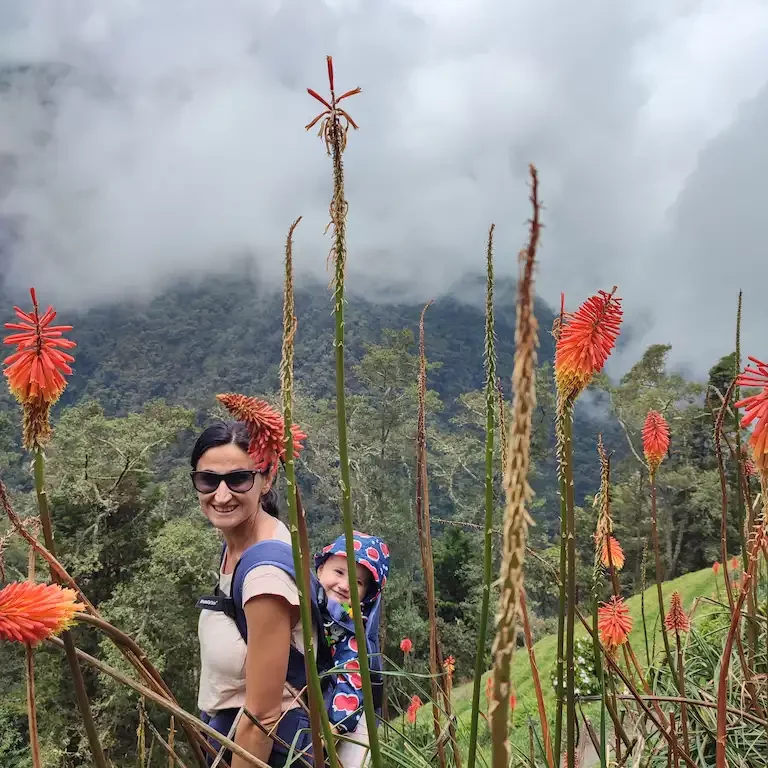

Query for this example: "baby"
[315,532,390,768]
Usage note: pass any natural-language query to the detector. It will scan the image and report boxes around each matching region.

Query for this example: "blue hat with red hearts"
[314,531,390,601]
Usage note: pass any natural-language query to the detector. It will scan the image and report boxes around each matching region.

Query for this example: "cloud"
[0,0,767,377]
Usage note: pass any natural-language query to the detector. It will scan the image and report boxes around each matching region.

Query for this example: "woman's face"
[194,442,267,531]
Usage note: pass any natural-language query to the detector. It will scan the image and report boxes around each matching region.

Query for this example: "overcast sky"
[1,0,767,378]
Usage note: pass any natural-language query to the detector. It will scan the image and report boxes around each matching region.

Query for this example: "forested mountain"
[0,269,620,511]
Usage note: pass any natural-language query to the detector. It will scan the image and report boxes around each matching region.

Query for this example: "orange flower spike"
[3,288,76,404]
[554,287,623,403]
[216,393,306,473]
[0,581,84,645]
[712,561,721,575]
[642,410,670,477]
[735,356,768,472]
[664,591,690,633]
[601,536,625,571]
[406,695,422,724]
[597,596,633,648]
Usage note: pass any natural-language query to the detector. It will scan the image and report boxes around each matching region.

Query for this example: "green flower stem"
[650,479,676,681]
[331,200,383,768]
[734,291,748,573]
[675,631,690,758]
[25,643,41,768]
[468,225,496,768]
[591,578,607,768]
[25,540,42,768]
[563,409,577,768]
[34,447,108,768]
[554,468,567,763]
[283,445,339,768]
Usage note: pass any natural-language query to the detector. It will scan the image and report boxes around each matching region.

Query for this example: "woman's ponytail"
[261,487,280,518]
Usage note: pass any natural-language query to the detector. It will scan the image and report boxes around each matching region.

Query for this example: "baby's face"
[318,555,371,604]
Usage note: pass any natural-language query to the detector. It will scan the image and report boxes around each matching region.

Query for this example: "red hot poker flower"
[735,357,768,472]
[3,288,76,405]
[642,410,670,477]
[600,536,625,571]
[664,591,690,633]
[216,393,307,476]
[597,596,633,648]
[400,637,413,654]
[554,288,623,404]
[712,561,721,575]
[0,581,84,645]
[4,288,76,448]
[406,695,422,724]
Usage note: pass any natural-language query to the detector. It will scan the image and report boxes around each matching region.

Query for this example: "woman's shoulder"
[269,518,292,546]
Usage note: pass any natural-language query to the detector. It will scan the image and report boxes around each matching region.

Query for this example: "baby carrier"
[196,538,384,765]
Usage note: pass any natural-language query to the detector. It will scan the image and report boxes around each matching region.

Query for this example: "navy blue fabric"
[200,707,315,767]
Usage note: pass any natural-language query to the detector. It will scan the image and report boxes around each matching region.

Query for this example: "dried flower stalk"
[490,164,540,768]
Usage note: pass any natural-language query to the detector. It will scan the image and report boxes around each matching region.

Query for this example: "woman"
[192,415,313,768]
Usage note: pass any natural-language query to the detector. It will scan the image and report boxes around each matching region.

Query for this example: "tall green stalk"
[308,56,383,768]
[34,448,108,768]
[649,479,676,680]
[591,439,611,768]
[554,470,567,764]
[563,410,577,768]
[25,547,41,768]
[468,224,497,768]
[280,217,339,768]
[552,302,567,767]
[640,540,651,668]
[590,568,608,768]
[734,291,757,665]
[734,290,748,571]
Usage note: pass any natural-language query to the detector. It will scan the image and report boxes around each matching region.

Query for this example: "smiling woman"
[190,416,315,768]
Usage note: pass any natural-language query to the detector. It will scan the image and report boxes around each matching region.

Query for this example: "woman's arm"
[231,595,293,768]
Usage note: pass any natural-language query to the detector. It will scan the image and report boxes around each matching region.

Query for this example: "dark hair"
[191,420,279,518]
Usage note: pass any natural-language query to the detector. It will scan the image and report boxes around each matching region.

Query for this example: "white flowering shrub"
[549,636,601,697]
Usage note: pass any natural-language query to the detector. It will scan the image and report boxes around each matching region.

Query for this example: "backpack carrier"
[196,540,383,766]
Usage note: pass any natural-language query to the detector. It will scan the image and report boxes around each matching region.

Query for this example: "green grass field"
[414,566,721,764]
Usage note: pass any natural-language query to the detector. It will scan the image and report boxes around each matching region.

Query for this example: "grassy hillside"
[424,566,720,760]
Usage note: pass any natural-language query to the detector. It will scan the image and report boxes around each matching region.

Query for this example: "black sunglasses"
[190,470,258,494]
